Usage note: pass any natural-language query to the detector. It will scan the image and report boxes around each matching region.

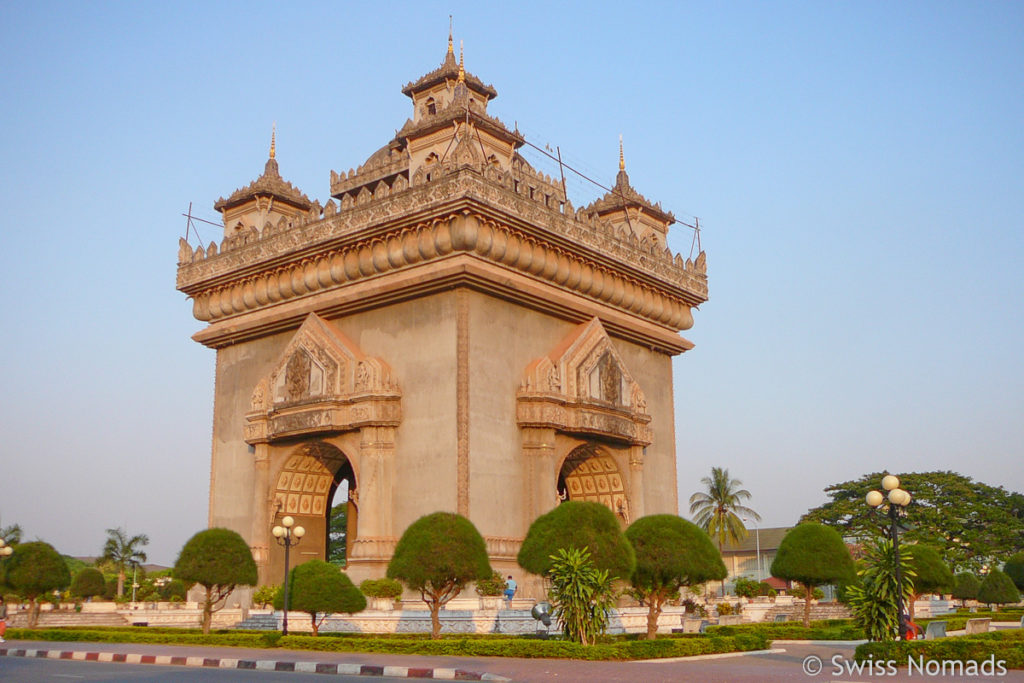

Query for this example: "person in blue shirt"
[504,575,517,605]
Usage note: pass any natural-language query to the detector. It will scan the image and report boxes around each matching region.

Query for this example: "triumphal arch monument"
[176,37,708,595]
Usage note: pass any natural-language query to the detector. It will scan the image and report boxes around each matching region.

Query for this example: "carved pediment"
[518,318,650,445]
[246,313,400,443]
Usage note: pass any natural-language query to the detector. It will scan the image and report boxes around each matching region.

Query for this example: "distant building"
[718,526,790,587]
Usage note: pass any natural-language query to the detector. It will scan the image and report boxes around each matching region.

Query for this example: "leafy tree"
[905,544,954,620]
[328,503,347,567]
[101,527,149,597]
[1003,552,1024,591]
[977,569,1020,608]
[952,572,981,607]
[387,512,491,639]
[845,538,916,641]
[688,467,760,595]
[770,523,855,627]
[70,567,106,600]
[548,547,617,645]
[517,501,635,579]
[802,471,1024,571]
[733,576,761,599]
[253,584,281,609]
[3,541,71,627]
[173,528,257,634]
[274,560,365,635]
[624,514,726,639]
[158,578,187,602]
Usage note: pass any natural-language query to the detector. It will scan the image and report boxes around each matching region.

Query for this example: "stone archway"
[270,441,357,574]
[557,444,630,525]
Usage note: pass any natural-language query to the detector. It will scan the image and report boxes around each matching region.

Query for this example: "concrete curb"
[0,647,510,681]
[635,647,786,663]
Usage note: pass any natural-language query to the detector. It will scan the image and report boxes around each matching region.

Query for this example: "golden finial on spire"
[458,40,465,83]
[448,15,454,55]
[270,122,277,160]
[619,134,625,171]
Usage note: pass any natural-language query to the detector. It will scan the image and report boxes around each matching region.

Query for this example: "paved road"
[6,639,1024,682]
[0,656,405,682]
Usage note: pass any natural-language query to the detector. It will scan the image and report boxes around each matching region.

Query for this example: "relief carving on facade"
[245,313,401,444]
[517,317,652,446]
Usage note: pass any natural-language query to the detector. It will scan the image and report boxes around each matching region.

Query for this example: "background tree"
[802,471,1024,571]
[905,544,954,621]
[173,528,257,634]
[688,467,760,595]
[101,527,149,597]
[517,501,635,579]
[952,572,981,608]
[977,568,1020,609]
[625,514,726,639]
[771,523,855,626]
[70,567,106,601]
[547,547,616,645]
[387,512,491,639]
[274,560,365,635]
[0,523,23,545]
[3,541,71,627]
[158,578,188,602]
[1003,552,1024,591]
[845,538,916,641]
[327,503,347,567]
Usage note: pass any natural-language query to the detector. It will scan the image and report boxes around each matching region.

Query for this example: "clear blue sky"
[1,2,1021,564]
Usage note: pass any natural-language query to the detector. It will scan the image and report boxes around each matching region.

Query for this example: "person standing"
[0,596,8,642]
[504,575,517,605]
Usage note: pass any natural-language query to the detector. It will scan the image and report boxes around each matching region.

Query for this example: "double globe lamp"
[272,516,305,635]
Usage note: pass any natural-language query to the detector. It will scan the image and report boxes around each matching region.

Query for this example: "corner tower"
[177,38,708,596]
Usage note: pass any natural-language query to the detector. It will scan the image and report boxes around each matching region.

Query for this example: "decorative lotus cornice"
[214,157,313,213]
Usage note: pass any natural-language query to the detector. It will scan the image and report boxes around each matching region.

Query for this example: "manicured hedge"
[3,627,767,661]
[278,633,769,660]
[705,622,865,641]
[855,629,1024,670]
[4,628,281,648]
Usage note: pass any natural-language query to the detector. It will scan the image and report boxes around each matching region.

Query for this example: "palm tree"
[101,527,149,598]
[689,467,761,595]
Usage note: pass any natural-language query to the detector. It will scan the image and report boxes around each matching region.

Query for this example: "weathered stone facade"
[177,38,708,598]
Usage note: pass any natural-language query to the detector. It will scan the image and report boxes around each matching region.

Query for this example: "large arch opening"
[556,443,630,525]
[272,441,357,570]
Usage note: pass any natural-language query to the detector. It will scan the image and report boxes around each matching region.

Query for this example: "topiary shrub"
[625,514,726,639]
[173,528,257,634]
[952,572,981,607]
[771,523,855,627]
[1004,552,1024,592]
[517,501,635,579]
[4,542,71,627]
[387,512,491,639]
[70,568,105,601]
[906,544,954,620]
[274,560,365,635]
[474,571,506,597]
[977,569,1020,608]
[359,578,403,600]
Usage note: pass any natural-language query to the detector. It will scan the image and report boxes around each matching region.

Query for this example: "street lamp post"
[271,516,305,636]
[865,474,912,640]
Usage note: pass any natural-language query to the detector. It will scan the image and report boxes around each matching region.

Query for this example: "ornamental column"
[251,443,272,585]
[522,426,558,525]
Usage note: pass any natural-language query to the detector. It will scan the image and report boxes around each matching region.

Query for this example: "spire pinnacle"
[448,16,454,55]
[619,134,625,171]
[270,123,276,160]
[458,40,465,83]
